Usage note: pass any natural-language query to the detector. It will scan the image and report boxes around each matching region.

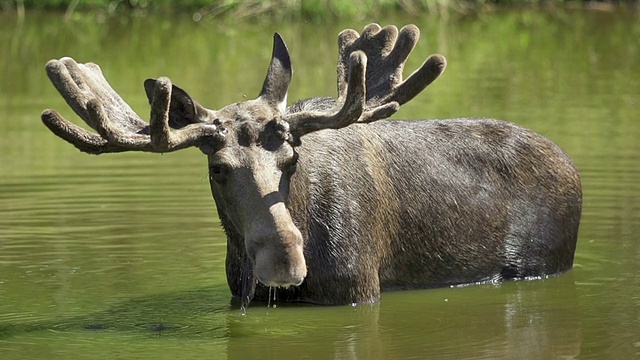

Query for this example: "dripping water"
[240,295,250,315]
[267,286,277,308]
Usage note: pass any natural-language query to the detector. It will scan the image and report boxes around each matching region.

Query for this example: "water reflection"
[0,275,583,359]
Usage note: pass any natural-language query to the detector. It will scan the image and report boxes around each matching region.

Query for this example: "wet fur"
[223,118,582,305]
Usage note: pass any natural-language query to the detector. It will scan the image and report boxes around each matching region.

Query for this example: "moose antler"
[41,58,223,154]
[337,23,447,122]
[42,25,444,152]
[285,50,398,138]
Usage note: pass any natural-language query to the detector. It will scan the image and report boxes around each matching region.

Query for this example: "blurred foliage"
[1,0,638,21]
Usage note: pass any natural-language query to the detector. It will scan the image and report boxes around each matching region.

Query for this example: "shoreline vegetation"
[1,0,638,21]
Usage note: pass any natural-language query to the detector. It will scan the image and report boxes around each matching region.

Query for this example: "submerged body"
[223,118,582,305]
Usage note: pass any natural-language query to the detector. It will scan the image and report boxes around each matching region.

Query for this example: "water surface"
[1,9,639,359]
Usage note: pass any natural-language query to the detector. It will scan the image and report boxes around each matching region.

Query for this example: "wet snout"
[252,228,307,288]
[241,157,307,288]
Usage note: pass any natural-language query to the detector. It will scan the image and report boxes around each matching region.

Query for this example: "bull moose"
[41,24,582,306]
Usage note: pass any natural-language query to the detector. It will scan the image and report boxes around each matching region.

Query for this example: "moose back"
[41,24,582,306]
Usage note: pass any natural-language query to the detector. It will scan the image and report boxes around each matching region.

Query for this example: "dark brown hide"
[223,118,581,305]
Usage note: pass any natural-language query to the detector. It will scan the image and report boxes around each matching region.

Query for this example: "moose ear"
[144,79,210,128]
[259,33,292,113]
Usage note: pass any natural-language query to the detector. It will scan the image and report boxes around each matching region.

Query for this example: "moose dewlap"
[42,23,582,306]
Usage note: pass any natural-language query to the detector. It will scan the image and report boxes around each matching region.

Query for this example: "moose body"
[223,118,581,304]
[42,24,582,306]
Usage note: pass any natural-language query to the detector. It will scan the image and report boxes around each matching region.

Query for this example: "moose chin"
[41,23,582,306]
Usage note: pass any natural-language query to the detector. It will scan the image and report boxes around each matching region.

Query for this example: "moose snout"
[251,230,307,288]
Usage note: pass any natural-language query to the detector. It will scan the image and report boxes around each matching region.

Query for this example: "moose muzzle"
[251,227,307,288]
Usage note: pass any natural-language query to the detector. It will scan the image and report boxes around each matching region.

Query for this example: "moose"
[42,24,582,306]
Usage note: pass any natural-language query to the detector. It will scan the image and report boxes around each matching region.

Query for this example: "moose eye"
[209,164,229,184]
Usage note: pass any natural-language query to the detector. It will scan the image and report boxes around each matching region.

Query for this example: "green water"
[1,9,639,359]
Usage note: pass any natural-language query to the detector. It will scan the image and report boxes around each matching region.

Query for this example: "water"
[1,8,639,359]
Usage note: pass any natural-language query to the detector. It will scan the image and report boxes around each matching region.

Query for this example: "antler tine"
[337,23,447,123]
[42,109,122,153]
[286,51,389,138]
[41,57,222,155]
